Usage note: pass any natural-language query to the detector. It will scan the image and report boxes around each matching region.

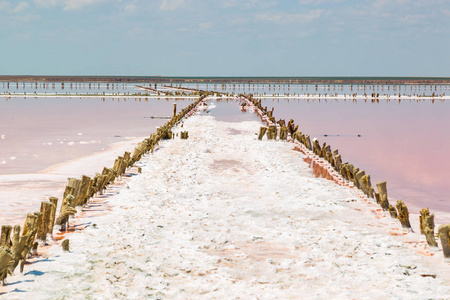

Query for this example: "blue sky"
[0,0,449,76]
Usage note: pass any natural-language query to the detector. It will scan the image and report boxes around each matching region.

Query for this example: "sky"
[0,0,449,76]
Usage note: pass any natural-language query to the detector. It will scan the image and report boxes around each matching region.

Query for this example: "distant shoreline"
[0,94,447,100]
[0,75,449,85]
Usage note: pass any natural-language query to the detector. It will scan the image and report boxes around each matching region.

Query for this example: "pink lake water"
[256,97,450,220]
[2,81,450,226]
[0,96,193,224]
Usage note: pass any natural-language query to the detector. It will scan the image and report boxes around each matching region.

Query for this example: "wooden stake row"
[0,94,207,284]
[243,94,449,259]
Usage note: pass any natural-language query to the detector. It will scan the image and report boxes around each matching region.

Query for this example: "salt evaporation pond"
[0,96,194,224]
[256,97,450,221]
[1,81,450,226]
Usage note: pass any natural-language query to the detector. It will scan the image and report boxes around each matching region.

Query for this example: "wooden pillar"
[173,103,177,118]
[62,239,70,252]
[420,208,437,247]
[48,197,58,237]
[438,224,450,258]
[376,181,390,210]
[388,205,398,218]
[0,226,12,247]
[396,200,411,229]
[37,201,53,243]
[258,127,267,140]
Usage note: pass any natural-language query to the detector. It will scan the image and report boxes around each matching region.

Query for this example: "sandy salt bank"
[2,99,450,299]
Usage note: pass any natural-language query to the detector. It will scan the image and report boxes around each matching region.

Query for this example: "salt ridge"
[2,101,450,299]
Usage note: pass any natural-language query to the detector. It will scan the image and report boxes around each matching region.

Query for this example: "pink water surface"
[0,96,193,224]
[0,97,191,174]
[260,97,450,216]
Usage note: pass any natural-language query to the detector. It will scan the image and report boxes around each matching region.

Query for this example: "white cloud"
[33,0,106,11]
[160,0,184,11]
[0,1,29,13]
[199,22,213,30]
[33,0,59,7]
[222,0,278,9]
[256,9,323,24]
[124,2,137,13]
[64,0,105,11]
[13,2,29,13]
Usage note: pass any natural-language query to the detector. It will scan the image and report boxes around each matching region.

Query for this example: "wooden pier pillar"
[258,127,267,140]
[0,226,12,247]
[420,208,437,247]
[376,181,390,210]
[37,201,53,243]
[48,197,58,237]
[396,200,411,229]
[62,239,70,252]
[438,224,450,258]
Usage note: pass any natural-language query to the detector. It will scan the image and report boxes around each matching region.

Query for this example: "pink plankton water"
[0,83,194,224]
[1,81,450,225]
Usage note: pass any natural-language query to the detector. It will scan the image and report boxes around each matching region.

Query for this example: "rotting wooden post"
[48,197,58,236]
[420,208,437,247]
[304,135,312,150]
[279,126,288,140]
[258,127,267,140]
[438,224,450,258]
[312,139,321,156]
[0,226,12,247]
[361,175,374,198]
[78,175,92,206]
[267,125,277,140]
[138,167,142,174]
[396,200,412,229]
[56,195,77,231]
[376,181,390,210]
[388,205,398,218]
[31,242,38,256]
[37,201,53,243]
[355,170,367,194]
[9,225,29,275]
[62,239,70,252]
[173,103,177,118]
[0,246,13,284]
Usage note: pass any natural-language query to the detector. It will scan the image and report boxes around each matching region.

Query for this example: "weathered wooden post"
[62,239,70,252]
[376,181,390,210]
[0,246,13,284]
[267,125,277,140]
[258,127,267,140]
[438,225,450,258]
[0,226,12,247]
[36,201,53,243]
[279,126,288,140]
[48,197,58,236]
[396,200,411,229]
[312,139,321,156]
[173,103,177,118]
[388,205,398,218]
[420,208,437,247]
[56,195,77,231]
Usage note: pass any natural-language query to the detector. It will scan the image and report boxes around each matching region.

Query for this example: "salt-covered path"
[2,102,450,299]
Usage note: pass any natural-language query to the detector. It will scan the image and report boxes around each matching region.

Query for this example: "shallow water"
[0,96,193,224]
[258,97,450,217]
